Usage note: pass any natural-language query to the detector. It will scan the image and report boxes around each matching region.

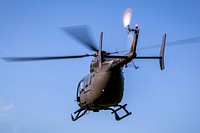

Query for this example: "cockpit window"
[77,75,92,98]
[85,75,92,86]
[79,81,84,93]
[77,80,84,102]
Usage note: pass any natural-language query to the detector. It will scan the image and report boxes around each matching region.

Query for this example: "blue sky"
[0,0,200,133]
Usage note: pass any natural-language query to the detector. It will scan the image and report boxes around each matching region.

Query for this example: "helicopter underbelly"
[89,70,124,109]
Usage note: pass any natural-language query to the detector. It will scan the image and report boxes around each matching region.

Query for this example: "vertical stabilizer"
[159,34,166,70]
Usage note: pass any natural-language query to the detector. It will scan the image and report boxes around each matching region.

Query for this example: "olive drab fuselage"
[77,58,125,111]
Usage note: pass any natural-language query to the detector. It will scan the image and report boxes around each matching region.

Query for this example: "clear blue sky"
[0,0,200,133]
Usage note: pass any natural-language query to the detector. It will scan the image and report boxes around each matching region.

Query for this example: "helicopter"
[3,8,166,121]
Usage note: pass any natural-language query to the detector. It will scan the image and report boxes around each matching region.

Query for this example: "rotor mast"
[98,32,103,68]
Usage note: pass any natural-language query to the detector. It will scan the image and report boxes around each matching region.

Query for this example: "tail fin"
[159,34,166,70]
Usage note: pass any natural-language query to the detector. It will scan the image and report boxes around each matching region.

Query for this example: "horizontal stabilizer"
[134,33,166,70]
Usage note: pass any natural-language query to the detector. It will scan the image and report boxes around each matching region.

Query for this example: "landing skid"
[106,104,132,121]
[71,104,131,121]
[71,108,87,121]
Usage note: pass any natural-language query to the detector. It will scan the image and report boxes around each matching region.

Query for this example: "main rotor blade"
[61,25,98,52]
[138,36,200,50]
[3,54,95,62]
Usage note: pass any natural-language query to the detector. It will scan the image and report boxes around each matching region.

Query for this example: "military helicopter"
[2,8,200,121]
[3,8,166,121]
[3,8,167,121]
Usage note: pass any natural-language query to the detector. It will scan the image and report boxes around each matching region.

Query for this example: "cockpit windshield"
[76,74,92,102]
[77,80,84,102]
[78,80,84,92]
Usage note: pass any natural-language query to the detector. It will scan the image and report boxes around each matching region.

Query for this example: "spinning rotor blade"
[3,54,95,62]
[138,36,200,50]
[61,25,98,52]
[123,8,132,28]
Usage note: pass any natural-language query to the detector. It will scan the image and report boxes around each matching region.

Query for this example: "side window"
[79,81,84,92]
[89,75,92,84]
[85,75,92,87]
[77,80,84,102]
[77,80,84,96]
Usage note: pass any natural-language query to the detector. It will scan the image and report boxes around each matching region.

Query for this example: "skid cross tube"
[71,109,87,121]
[106,104,132,121]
